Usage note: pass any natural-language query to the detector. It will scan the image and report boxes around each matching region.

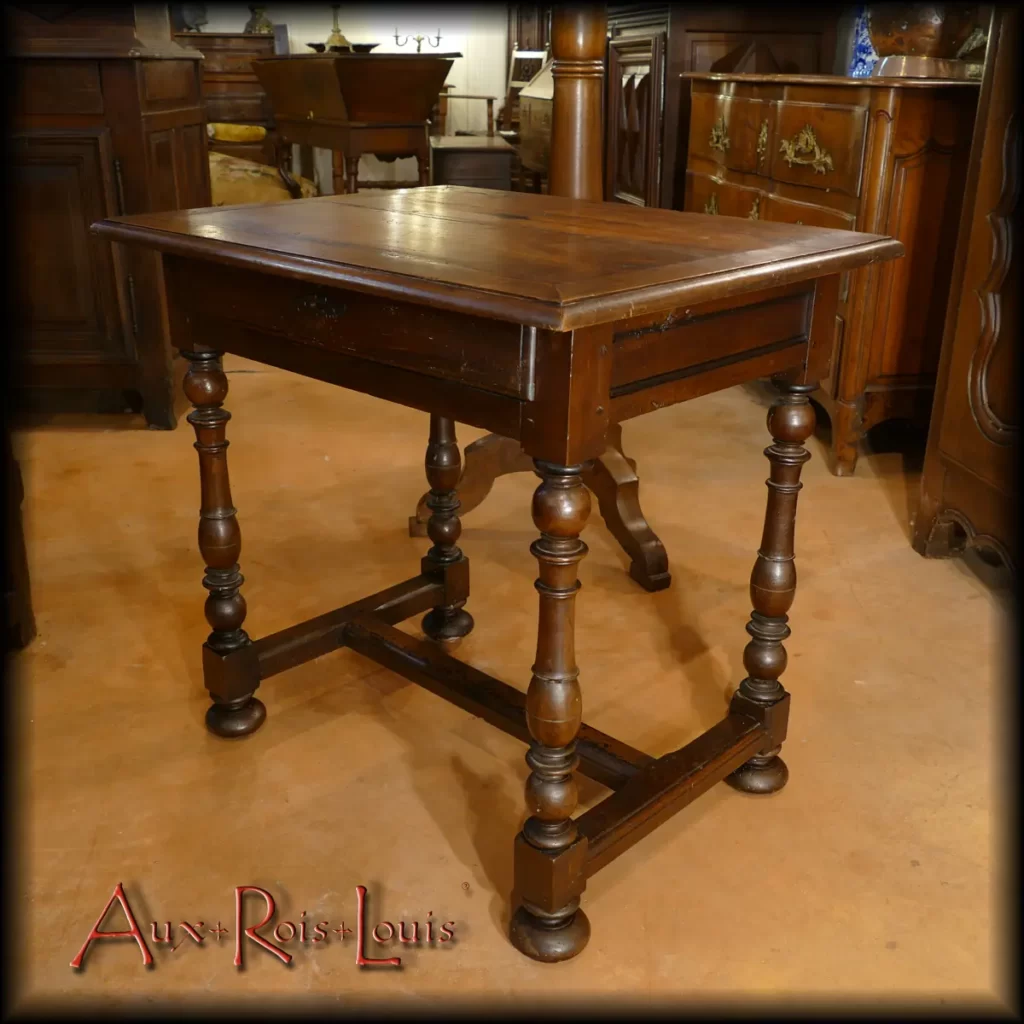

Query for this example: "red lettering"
[312,922,328,943]
[298,911,308,943]
[234,886,291,968]
[372,921,394,943]
[70,883,153,969]
[173,921,204,951]
[150,922,172,944]
[439,922,455,942]
[398,921,419,944]
[273,921,295,943]
[354,886,400,968]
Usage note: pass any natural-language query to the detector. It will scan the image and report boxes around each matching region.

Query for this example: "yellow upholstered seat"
[207,122,268,143]
[208,151,317,206]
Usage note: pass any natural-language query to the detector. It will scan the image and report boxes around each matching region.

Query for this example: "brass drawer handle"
[703,193,719,215]
[709,116,730,153]
[780,124,834,175]
[756,120,768,167]
[297,292,347,319]
[748,194,760,220]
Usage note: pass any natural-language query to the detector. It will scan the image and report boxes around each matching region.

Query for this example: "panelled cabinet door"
[605,33,665,207]
[11,129,130,364]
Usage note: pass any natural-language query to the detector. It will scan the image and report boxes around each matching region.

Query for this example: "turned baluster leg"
[727,379,816,793]
[421,414,474,643]
[346,155,359,195]
[509,461,591,963]
[183,350,264,738]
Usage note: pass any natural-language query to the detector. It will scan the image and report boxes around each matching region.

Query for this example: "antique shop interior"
[7,1,1014,1012]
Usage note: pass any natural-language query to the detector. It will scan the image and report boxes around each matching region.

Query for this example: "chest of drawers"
[682,73,978,475]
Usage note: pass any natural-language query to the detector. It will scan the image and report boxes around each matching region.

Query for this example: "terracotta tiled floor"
[11,357,1013,1013]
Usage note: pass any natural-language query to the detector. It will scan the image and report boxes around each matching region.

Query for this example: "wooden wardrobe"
[912,5,1018,571]
[10,4,211,429]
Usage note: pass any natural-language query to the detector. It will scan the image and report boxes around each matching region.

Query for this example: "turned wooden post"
[548,5,607,201]
[727,379,816,793]
[182,350,264,738]
[509,461,591,962]
[421,415,474,642]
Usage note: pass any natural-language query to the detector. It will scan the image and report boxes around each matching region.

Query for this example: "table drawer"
[165,258,528,399]
[769,101,868,199]
[690,91,774,175]
[684,171,762,220]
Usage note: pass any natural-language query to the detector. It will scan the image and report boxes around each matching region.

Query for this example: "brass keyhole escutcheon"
[780,124,834,174]
[756,120,768,167]
[709,116,730,153]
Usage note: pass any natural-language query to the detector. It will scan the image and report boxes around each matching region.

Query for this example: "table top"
[430,135,513,151]
[93,186,903,331]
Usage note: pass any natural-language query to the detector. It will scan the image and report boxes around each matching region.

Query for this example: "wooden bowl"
[867,4,978,58]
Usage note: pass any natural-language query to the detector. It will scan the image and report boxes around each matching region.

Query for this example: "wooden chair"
[502,44,548,131]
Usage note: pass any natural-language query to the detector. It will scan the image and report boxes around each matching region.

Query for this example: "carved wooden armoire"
[604,4,839,208]
[10,4,211,429]
[912,6,1018,571]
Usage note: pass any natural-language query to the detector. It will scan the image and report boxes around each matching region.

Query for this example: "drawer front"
[202,51,264,76]
[140,60,200,110]
[770,101,868,198]
[205,94,270,124]
[761,192,856,231]
[685,171,762,220]
[14,61,104,116]
[611,286,812,391]
[763,194,856,305]
[690,91,774,175]
[165,258,527,399]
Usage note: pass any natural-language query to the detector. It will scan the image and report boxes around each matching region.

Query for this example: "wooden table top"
[94,186,903,331]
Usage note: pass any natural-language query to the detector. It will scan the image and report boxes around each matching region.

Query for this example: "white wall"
[200,4,508,189]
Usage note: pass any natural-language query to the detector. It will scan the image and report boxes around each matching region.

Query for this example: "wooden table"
[430,135,515,190]
[94,187,901,963]
[253,53,459,195]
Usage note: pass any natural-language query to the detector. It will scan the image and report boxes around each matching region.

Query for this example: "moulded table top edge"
[681,71,981,88]
[92,190,905,331]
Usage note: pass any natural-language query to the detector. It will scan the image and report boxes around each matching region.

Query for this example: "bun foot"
[726,750,789,794]
[509,903,590,963]
[422,607,474,643]
[205,695,267,737]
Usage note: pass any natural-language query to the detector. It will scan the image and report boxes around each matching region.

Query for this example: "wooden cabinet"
[173,29,289,166]
[682,74,978,476]
[9,4,211,428]
[913,7,1018,571]
[605,4,837,210]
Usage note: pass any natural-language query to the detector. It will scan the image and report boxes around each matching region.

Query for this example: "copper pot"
[867,4,978,58]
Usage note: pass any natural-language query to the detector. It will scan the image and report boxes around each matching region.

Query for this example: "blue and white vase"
[848,5,880,77]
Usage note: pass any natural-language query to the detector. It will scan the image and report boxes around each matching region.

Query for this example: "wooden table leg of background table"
[408,424,671,591]
[182,349,265,738]
[726,378,817,793]
[509,460,592,963]
[331,150,345,195]
[420,414,474,643]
